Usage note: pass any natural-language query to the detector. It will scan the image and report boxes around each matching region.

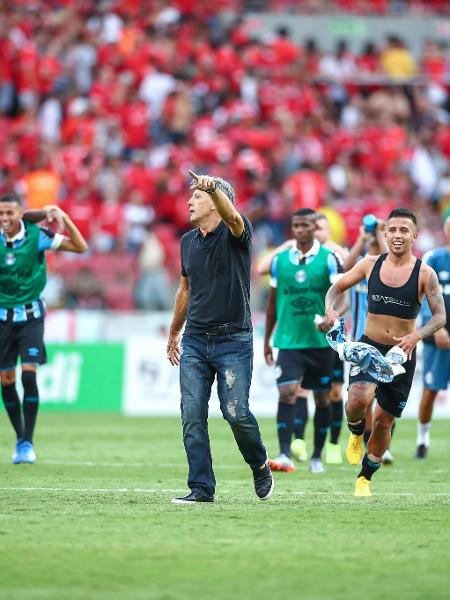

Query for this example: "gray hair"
[212,177,236,204]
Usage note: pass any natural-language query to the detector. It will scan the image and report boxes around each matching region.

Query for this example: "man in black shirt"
[167,170,273,503]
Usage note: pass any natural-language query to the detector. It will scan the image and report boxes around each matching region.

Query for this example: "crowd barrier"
[18,311,449,418]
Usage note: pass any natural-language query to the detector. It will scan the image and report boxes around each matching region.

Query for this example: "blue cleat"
[12,440,23,464]
[20,441,36,464]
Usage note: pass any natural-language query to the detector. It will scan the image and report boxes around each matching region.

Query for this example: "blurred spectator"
[380,35,417,79]
[134,225,172,310]
[64,266,106,310]
[123,189,155,253]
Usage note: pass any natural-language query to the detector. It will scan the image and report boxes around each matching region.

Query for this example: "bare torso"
[364,255,424,345]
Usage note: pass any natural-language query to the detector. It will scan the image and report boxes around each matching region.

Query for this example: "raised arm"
[344,227,368,271]
[256,239,294,275]
[52,207,88,253]
[189,170,244,237]
[167,275,190,366]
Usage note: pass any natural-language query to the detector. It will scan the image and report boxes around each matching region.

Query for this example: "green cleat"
[290,438,307,462]
[325,442,343,464]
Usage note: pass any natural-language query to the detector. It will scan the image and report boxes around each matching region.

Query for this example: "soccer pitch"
[0,414,449,600]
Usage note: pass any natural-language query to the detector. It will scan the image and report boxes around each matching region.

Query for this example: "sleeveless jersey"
[367,253,422,319]
[274,245,333,349]
[0,222,47,307]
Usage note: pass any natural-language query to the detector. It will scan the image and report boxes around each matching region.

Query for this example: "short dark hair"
[292,208,316,219]
[0,192,23,207]
[387,208,417,227]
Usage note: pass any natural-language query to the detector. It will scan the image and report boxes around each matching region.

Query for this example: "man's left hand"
[392,331,421,359]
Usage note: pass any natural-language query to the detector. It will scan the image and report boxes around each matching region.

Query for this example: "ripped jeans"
[179,331,267,497]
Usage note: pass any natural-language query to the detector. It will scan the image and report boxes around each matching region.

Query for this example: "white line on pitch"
[0,486,186,493]
[1,486,450,498]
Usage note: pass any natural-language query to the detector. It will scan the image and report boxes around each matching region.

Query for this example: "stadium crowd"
[2,0,450,309]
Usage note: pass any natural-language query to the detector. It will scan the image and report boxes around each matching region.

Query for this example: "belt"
[204,324,249,336]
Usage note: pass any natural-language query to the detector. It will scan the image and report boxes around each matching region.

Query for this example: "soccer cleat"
[415,444,428,459]
[382,448,394,465]
[253,462,274,500]
[19,441,36,464]
[309,458,325,474]
[290,438,307,462]
[354,476,372,497]
[268,453,296,473]
[346,433,364,465]
[171,491,214,504]
[12,440,23,464]
[325,442,343,464]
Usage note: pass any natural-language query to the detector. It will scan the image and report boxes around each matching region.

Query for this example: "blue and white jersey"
[351,278,368,341]
[0,220,63,322]
[421,246,450,343]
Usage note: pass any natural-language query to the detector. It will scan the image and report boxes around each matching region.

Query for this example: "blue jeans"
[179,331,267,497]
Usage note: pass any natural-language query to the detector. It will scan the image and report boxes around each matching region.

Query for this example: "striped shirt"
[0,221,63,322]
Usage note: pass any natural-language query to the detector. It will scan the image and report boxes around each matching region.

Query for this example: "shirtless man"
[325,208,446,496]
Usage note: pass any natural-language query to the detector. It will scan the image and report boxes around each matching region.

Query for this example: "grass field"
[0,414,449,600]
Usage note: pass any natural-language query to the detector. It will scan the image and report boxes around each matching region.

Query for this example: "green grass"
[0,414,449,600]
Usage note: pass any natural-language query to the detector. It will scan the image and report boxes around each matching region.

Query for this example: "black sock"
[22,371,39,443]
[358,453,381,480]
[277,402,295,456]
[294,396,308,439]
[330,399,343,444]
[391,422,396,439]
[364,430,371,446]
[1,383,23,439]
[312,405,330,459]
[348,418,365,436]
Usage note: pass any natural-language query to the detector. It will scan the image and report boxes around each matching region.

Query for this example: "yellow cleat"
[354,476,372,497]
[346,433,364,465]
[290,438,307,462]
[325,442,343,464]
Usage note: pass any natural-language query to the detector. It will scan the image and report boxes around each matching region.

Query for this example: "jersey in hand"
[273,243,338,349]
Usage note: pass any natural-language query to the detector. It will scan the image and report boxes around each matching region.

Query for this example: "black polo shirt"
[181,214,253,333]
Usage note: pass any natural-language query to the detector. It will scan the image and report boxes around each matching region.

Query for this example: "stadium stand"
[1,0,450,309]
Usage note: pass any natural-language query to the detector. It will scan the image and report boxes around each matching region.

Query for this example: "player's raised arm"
[189,170,244,238]
[51,206,88,253]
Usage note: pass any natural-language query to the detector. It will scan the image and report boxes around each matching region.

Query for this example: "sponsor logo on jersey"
[371,294,411,307]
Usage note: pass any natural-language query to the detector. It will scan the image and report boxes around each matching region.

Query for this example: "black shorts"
[348,334,416,418]
[276,347,335,391]
[0,318,47,370]
[332,353,344,384]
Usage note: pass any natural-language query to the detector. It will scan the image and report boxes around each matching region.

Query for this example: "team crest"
[295,270,306,283]
[5,252,15,266]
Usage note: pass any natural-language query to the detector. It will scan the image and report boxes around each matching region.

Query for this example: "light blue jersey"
[351,278,368,341]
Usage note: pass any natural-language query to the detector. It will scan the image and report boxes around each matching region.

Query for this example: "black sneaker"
[171,491,214,504]
[253,462,274,500]
[415,444,428,459]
